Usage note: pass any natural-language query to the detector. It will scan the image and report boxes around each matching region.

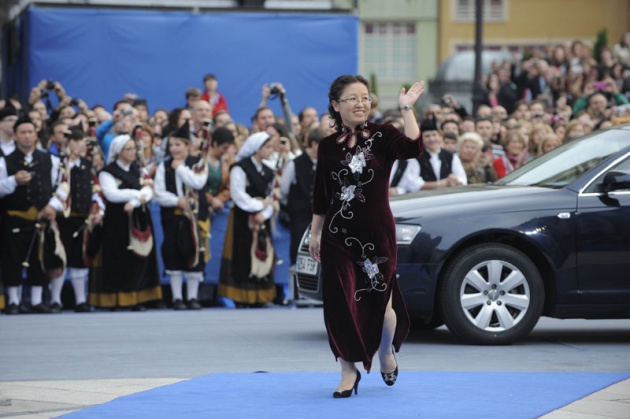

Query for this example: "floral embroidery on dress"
[327,125,390,300]
[354,255,388,301]
[341,146,374,175]
[337,178,365,204]
[343,236,388,301]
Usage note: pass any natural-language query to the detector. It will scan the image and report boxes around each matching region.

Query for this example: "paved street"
[0,307,629,418]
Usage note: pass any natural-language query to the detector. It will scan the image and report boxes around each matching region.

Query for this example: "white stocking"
[70,268,89,305]
[7,286,20,305]
[185,271,203,301]
[168,270,183,301]
[49,273,66,305]
[31,286,43,306]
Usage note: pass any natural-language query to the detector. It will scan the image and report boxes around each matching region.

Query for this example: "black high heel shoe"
[333,370,361,398]
[380,348,398,386]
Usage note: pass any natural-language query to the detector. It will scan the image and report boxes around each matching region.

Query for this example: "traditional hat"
[107,134,133,164]
[236,132,270,162]
[0,105,17,121]
[171,119,191,142]
[420,117,440,133]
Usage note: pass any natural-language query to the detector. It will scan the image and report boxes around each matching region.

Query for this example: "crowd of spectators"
[2,34,630,313]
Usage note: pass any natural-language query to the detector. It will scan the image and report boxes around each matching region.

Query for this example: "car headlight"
[302,230,312,247]
[395,224,421,245]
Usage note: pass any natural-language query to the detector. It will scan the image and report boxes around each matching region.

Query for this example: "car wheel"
[440,244,544,345]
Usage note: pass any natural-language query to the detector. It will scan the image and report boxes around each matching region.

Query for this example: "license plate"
[296,255,319,276]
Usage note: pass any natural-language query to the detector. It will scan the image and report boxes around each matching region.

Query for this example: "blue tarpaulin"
[7,6,358,124]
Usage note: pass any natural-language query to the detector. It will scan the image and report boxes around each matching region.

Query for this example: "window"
[454,0,506,22]
[362,22,416,82]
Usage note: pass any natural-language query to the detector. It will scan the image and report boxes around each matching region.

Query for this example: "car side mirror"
[602,171,630,193]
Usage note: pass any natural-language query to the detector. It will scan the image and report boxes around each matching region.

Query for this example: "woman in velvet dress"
[309,75,424,397]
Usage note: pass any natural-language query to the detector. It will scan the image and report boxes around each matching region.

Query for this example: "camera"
[269,83,281,95]
[88,118,97,128]
[87,139,98,147]
[441,97,452,106]
[69,97,80,106]
[122,107,134,116]
[40,89,49,98]
[595,81,607,90]
[46,80,56,90]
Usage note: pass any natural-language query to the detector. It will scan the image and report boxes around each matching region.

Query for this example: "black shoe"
[18,303,31,314]
[187,299,201,310]
[152,300,168,309]
[380,348,399,386]
[32,303,52,314]
[74,303,91,313]
[172,299,187,310]
[4,303,19,315]
[131,304,146,312]
[50,302,62,313]
[333,370,361,398]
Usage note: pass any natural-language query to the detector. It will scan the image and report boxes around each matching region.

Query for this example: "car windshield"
[496,129,630,188]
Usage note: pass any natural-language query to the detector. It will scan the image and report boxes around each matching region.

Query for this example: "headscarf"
[107,134,132,164]
[235,131,270,162]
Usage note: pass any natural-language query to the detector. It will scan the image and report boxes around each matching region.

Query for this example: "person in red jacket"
[200,74,229,118]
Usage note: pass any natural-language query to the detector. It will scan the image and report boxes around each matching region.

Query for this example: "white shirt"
[50,157,105,213]
[154,161,208,207]
[0,139,15,156]
[389,158,422,195]
[229,157,274,220]
[98,160,153,208]
[0,150,60,202]
[418,148,468,190]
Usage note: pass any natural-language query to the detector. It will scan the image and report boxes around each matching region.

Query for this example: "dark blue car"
[295,125,630,344]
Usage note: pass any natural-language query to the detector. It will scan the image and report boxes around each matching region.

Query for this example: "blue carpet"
[61,371,630,419]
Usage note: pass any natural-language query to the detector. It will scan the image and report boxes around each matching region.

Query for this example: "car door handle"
[557,212,571,219]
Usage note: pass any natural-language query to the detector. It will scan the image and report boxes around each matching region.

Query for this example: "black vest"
[69,158,93,214]
[418,149,454,182]
[287,153,316,216]
[4,148,53,211]
[236,157,274,205]
[390,159,409,188]
[162,156,209,221]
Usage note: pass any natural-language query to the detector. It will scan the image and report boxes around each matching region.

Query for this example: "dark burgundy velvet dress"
[312,122,423,372]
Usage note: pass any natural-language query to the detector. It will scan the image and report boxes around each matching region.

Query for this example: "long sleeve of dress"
[312,140,331,216]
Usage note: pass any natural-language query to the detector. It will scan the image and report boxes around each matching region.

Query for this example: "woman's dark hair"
[327,74,370,131]
[163,107,185,138]
[272,122,291,138]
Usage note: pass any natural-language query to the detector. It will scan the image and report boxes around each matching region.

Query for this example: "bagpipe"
[127,123,154,258]
[16,218,66,279]
[181,119,212,269]
[247,177,277,281]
